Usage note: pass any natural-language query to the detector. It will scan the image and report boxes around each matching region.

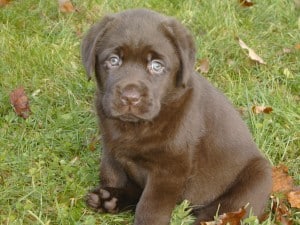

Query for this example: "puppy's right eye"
[106,55,122,68]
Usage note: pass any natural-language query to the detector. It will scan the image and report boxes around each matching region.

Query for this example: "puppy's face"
[98,19,180,122]
[82,9,196,122]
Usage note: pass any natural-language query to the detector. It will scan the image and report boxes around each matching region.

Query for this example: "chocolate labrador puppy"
[81,9,272,225]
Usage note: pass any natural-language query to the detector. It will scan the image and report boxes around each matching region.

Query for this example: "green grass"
[0,0,299,224]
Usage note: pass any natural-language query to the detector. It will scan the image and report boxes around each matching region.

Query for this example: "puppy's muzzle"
[120,85,142,106]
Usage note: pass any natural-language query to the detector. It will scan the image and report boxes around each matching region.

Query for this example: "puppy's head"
[82,9,195,122]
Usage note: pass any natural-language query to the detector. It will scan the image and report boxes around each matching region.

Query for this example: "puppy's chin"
[111,112,157,123]
[118,114,142,123]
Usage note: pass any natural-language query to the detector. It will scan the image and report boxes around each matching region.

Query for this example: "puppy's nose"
[120,87,141,105]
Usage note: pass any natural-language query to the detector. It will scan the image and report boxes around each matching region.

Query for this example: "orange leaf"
[251,106,273,114]
[218,207,246,225]
[197,58,210,74]
[0,0,10,7]
[272,165,294,193]
[9,87,31,119]
[287,188,300,208]
[295,44,300,50]
[58,0,75,13]
[239,0,254,7]
[237,38,266,64]
[200,207,246,225]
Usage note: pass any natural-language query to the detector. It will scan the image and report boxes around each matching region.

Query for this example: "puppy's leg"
[194,157,272,223]
[133,175,185,225]
[86,150,142,213]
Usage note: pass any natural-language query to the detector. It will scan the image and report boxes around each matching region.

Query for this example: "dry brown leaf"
[272,165,294,193]
[9,87,31,119]
[0,0,10,7]
[251,106,273,114]
[239,0,254,7]
[200,207,246,225]
[287,188,300,208]
[198,58,210,74]
[271,197,293,225]
[271,166,299,224]
[295,44,300,50]
[237,38,266,64]
[58,0,75,13]
[218,207,246,225]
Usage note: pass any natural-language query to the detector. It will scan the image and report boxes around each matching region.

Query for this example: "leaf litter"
[271,164,300,224]
[200,165,299,224]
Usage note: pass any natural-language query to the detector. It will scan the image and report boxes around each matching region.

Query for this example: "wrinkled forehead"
[99,12,175,56]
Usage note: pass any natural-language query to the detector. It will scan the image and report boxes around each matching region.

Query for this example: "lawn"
[0,0,299,224]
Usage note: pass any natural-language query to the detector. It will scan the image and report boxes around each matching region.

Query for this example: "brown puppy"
[81,9,272,225]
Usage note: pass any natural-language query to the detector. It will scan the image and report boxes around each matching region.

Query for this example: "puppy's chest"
[106,124,168,153]
[106,135,162,187]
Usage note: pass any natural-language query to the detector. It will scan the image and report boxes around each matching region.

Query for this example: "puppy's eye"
[107,55,122,68]
[148,60,164,74]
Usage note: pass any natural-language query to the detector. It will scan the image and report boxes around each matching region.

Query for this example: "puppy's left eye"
[148,60,165,74]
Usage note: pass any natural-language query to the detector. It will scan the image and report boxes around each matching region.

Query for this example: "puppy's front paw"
[86,188,119,213]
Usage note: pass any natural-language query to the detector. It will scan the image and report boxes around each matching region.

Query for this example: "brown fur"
[81,9,272,225]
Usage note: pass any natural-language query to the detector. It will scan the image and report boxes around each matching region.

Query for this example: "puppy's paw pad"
[100,189,110,199]
[104,197,118,212]
[86,192,100,209]
[86,188,119,213]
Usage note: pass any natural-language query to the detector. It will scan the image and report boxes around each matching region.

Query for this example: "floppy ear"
[161,19,196,87]
[81,16,115,80]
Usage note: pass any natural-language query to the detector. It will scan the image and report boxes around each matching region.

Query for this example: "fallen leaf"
[252,106,273,114]
[271,197,293,225]
[218,207,246,225]
[200,207,246,225]
[270,166,299,224]
[197,58,210,74]
[9,87,31,119]
[58,0,75,13]
[0,0,10,7]
[287,188,300,208]
[237,38,266,64]
[239,0,254,7]
[272,164,294,193]
[295,44,300,50]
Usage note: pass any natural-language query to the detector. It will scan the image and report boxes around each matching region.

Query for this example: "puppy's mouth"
[118,113,141,122]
